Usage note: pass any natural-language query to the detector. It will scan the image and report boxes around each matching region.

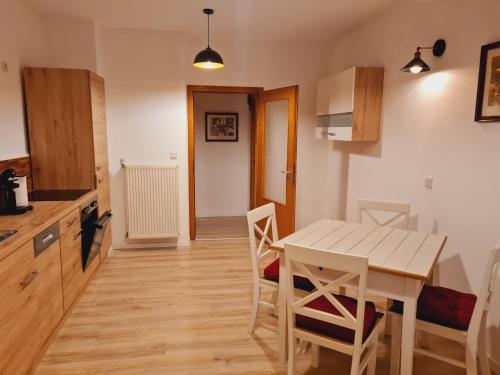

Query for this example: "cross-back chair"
[284,243,383,375]
[357,199,411,335]
[390,245,500,375]
[246,203,314,333]
[358,199,411,229]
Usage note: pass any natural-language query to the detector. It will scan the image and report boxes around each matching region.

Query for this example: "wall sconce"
[401,39,446,74]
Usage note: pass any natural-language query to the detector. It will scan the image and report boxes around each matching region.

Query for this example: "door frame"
[187,85,263,240]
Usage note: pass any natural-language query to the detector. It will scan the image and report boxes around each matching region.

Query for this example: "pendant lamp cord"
[207,13,210,48]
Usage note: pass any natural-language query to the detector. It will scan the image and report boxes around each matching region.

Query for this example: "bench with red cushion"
[264,258,315,291]
[295,294,380,343]
[390,285,477,331]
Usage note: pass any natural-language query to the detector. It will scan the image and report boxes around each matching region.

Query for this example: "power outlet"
[170,152,177,160]
[425,176,434,189]
[1,61,8,73]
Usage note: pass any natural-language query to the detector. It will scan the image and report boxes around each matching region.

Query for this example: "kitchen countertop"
[0,190,97,262]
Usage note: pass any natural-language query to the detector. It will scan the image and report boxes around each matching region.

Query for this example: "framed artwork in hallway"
[205,112,239,141]
[475,41,500,122]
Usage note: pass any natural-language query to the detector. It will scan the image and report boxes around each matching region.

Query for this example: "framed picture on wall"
[475,41,500,122]
[205,112,239,142]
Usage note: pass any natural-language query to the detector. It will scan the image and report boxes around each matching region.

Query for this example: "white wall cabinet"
[316,67,384,142]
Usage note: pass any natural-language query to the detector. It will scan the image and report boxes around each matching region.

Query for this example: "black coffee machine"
[0,168,32,215]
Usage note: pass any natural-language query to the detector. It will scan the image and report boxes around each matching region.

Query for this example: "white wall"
[324,0,500,360]
[44,17,98,71]
[0,6,99,161]
[194,93,250,217]
[0,0,47,160]
[99,28,330,246]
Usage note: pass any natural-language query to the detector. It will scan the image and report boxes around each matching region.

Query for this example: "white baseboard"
[112,240,190,250]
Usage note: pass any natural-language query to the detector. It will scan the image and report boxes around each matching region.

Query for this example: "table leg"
[278,255,288,365]
[400,279,421,375]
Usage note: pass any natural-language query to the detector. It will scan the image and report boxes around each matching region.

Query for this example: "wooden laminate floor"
[36,239,467,375]
[196,216,248,239]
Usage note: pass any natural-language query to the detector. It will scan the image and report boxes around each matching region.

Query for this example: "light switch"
[425,176,433,189]
[1,61,8,73]
[170,152,177,160]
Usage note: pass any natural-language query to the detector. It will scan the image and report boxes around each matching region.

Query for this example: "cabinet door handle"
[42,233,54,244]
[67,216,79,227]
[20,271,38,290]
[73,230,82,241]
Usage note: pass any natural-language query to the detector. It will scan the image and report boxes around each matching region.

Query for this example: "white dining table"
[270,218,447,375]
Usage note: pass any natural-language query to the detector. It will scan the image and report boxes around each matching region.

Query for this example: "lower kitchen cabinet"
[101,224,112,261]
[0,240,64,375]
[60,208,85,311]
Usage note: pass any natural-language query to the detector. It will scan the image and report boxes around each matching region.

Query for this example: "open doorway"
[193,91,255,239]
[187,86,261,240]
[187,85,298,241]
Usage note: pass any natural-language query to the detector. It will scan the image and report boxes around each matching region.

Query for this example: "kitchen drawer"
[0,240,63,375]
[60,208,85,311]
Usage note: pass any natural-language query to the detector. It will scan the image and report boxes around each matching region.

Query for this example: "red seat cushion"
[390,285,477,331]
[264,258,315,292]
[296,295,379,343]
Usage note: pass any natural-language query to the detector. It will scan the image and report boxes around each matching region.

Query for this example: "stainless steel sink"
[0,230,17,243]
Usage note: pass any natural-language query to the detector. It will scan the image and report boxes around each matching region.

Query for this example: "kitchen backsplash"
[0,156,33,191]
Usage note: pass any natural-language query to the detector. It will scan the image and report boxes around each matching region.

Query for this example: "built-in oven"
[80,199,112,272]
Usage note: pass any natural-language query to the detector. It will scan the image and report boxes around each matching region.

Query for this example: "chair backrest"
[467,245,500,347]
[247,203,279,280]
[358,199,411,229]
[284,243,369,351]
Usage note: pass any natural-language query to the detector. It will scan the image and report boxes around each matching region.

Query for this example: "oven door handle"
[93,211,113,230]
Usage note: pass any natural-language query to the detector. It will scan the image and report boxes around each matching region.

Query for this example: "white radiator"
[125,165,179,240]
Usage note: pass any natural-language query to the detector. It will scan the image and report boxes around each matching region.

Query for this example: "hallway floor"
[196,216,248,239]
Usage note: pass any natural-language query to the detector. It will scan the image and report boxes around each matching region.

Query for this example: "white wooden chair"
[358,199,411,229]
[390,245,500,375]
[246,203,314,333]
[284,243,383,375]
[357,199,411,335]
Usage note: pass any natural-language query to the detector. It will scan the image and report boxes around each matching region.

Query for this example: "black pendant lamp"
[401,39,446,74]
[193,8,224,70]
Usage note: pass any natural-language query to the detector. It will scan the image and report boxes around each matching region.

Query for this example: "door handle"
[280,170,293,174]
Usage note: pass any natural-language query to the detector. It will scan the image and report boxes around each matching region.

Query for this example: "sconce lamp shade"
[401,51,431,74]
[193,47,224,69]
[401,39,446,74]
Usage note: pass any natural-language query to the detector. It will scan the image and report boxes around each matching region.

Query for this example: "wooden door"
[256,86,298,238]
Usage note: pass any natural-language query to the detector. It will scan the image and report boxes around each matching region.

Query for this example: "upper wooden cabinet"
[316,67,384,142]
[24,68,111,214]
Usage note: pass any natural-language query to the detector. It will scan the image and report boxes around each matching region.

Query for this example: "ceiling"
[22,0,398,43]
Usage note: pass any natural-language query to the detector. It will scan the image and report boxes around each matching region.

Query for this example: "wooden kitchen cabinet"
[0,240,64,375]
[316,66,384,141]
[24,67,113,254]
[59,208,85,311]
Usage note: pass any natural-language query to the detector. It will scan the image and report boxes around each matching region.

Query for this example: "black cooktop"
[28,189,92,201]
